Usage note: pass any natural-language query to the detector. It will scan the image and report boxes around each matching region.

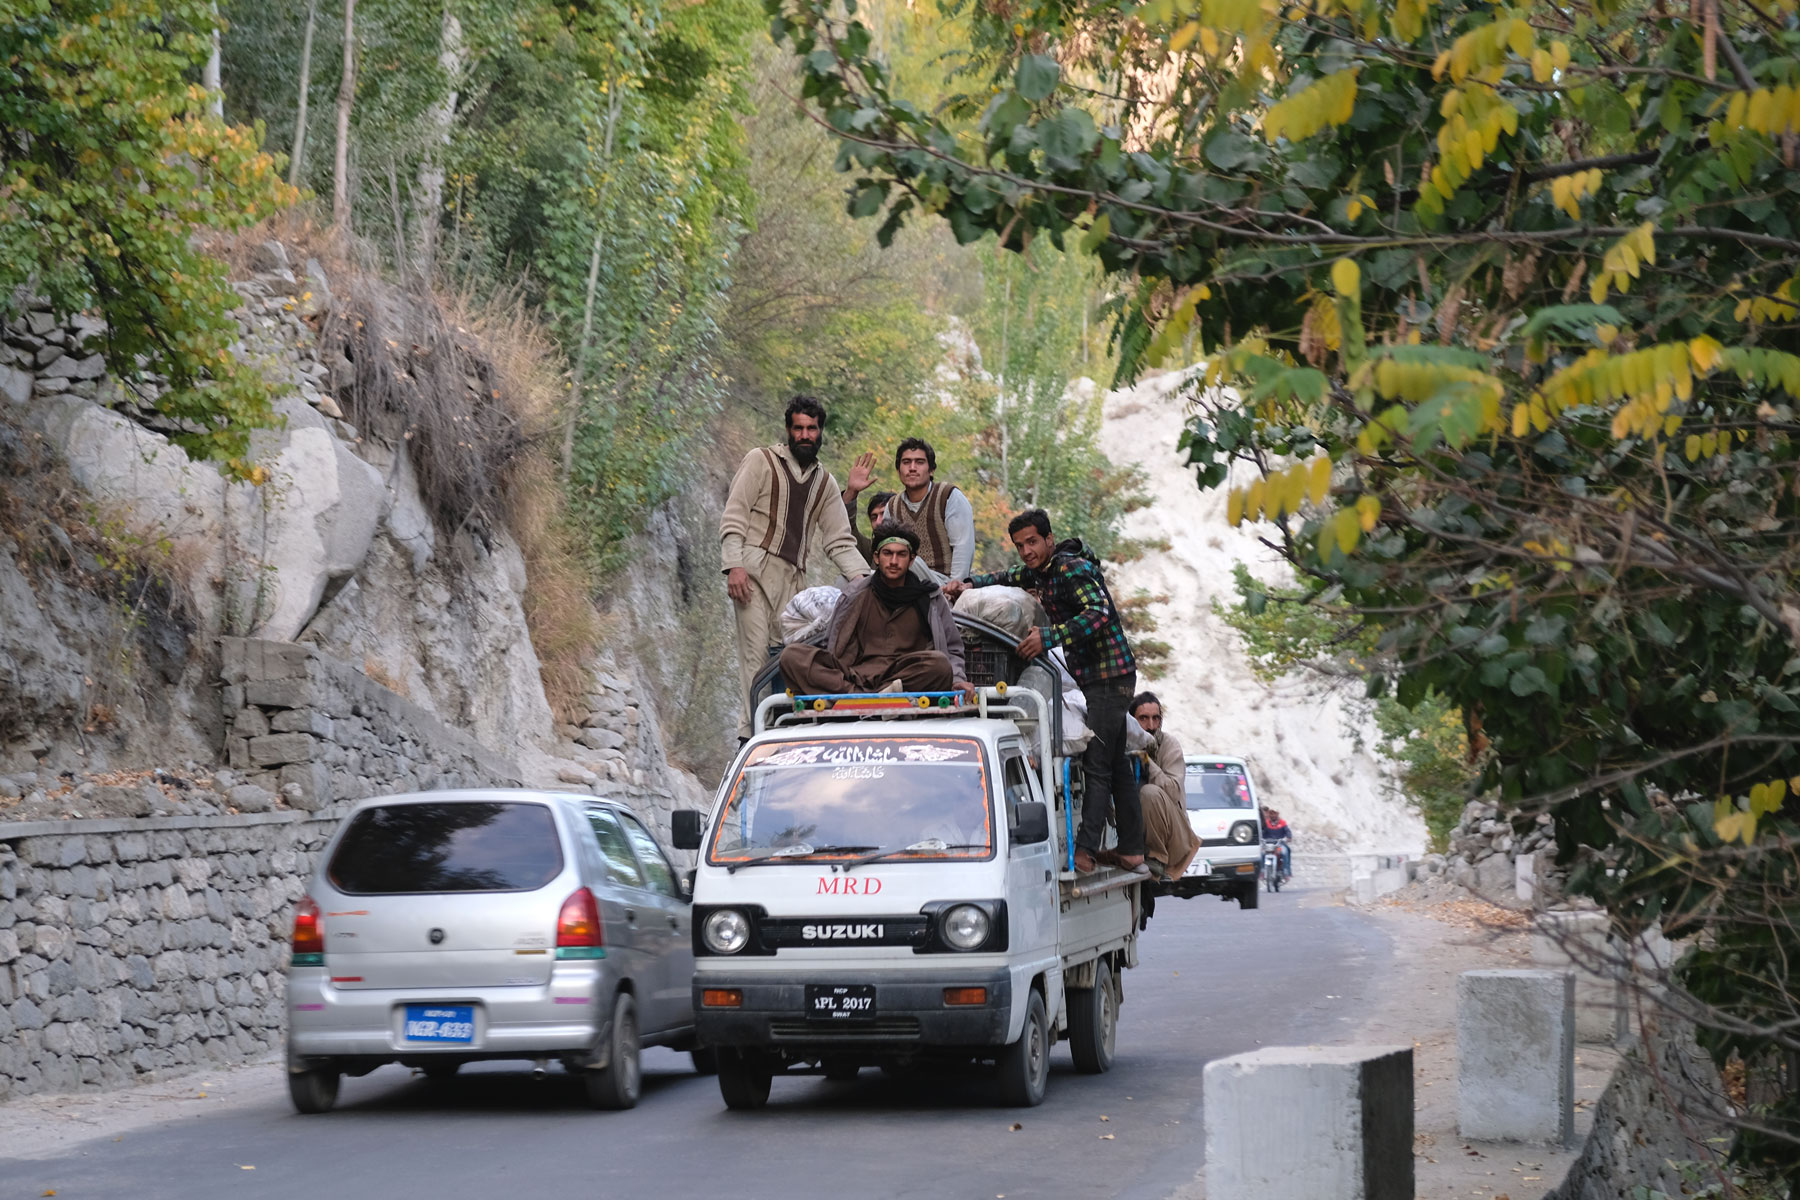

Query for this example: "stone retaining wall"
[0,810,338,1101]
[220,636,520,810]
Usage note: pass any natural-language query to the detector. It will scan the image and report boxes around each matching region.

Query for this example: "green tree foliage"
[0,0,296,467]
[767,0,1800,1172]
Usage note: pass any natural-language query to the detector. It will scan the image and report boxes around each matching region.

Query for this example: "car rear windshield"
[1185,763,1255,810]
[328,802,563,894]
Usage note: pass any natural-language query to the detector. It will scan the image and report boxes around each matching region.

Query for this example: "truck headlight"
[941,904,990,951]
[703,909,750,955]
[1230,822,1257,845]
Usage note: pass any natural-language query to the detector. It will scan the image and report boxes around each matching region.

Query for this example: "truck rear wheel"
[996,989,1049,1107]
[718,1049,772,1111]
[1067,959,1117,1074]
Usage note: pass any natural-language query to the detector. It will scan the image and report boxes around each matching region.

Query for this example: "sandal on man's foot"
[1072,849,1099,873]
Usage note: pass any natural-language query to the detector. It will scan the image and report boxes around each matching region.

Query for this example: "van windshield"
[328,801,563,894]
[710,736,993,864]
[1185,762,1255,811]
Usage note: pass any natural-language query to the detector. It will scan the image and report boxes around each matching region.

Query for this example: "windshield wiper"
[723,844,879,874]
[840,842,989,872]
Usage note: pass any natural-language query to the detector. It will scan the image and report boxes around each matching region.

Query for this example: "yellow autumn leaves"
[1262,69,1359,143]
[1588,222,1656,304]
[1227,453,1333,526]
[1714,778,1791,846]
[1714,85,1800,138]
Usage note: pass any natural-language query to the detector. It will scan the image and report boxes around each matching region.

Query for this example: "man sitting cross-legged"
[779,524,975,698]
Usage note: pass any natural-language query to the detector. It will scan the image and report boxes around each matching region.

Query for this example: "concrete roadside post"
[1457,968,1576,1145]
[1204,1045,1414,1200]
[1531,911,1619,1044]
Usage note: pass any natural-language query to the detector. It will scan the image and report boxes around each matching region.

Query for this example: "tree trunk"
[203,2,223,118]
[289,0,319,187]
[331,0,357,234]
[564,87,625,479]
[411,7,464,283]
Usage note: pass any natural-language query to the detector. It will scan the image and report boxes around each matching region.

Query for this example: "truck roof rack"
[753,685,1038,732]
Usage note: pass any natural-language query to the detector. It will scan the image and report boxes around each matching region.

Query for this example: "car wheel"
[690,1047,719,1076]
[717,1049,772,1110]
[584,992,641,1111]
[1067,959,1118,1075]
[996,989,1049,1107]
[288,1064,340,1114]
[1238,881,1260,909]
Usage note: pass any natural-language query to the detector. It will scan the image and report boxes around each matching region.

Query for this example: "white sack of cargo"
[1124,712,1154,753]
[1033,649,1092,755]
[954,586,1047,642]
[779,585,842,645]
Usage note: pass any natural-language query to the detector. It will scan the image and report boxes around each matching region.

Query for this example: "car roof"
[1185,755,1250,767]
[340,788,626,816]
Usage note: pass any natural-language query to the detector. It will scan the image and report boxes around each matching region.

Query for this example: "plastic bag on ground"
[953,586,1047,642]
[779,585,843,645]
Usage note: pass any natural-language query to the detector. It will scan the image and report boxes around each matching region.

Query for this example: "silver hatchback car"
[285,789,698,1112]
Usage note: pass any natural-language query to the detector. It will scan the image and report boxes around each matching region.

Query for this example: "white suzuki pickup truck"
[671,674,1146,1110]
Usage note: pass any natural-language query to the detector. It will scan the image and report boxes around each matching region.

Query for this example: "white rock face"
[1098,371,1426,853]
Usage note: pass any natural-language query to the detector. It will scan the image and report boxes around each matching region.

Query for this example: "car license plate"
[806,984,876,1021]
[403,1005,475,1043]
[1184,858,1212,878]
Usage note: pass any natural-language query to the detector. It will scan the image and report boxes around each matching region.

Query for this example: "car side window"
[616,811,678,898]
[586,808,644,888]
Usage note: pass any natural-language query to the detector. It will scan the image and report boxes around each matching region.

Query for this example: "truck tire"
[1067,959,1117,1075]
[718,1049,773,1111]
[996,989,1050,1107]
[1237,881,1260,909]
[690,1047,719,1076]
[584,992,642,1110]
[287,1064,340,1114]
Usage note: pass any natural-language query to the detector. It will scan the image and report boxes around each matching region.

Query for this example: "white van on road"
[1151,756,1266,908]
[673,681,1145,1110]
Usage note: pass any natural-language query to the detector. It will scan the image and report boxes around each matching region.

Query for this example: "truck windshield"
[1185,762,1255,810]
[710,736,993,865]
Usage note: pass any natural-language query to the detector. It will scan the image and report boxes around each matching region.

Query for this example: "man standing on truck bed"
[945,509,1145,874]
[778,523,975,698]
[720,395,871,739]
[842,437,974,584]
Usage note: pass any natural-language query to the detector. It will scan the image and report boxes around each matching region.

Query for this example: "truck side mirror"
[671,809,703,850]
[1010,802,1049,846]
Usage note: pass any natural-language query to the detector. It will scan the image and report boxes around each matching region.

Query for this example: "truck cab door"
[1001,743,1059,965]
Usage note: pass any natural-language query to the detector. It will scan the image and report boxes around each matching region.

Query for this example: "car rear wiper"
[840,842,989,872]
[723,845,879,874]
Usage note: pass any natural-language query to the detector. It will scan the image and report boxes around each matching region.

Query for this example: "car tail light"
[291,896,324,966]
[555,888,605,960]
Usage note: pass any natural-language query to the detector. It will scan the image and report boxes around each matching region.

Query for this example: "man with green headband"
[778,524,974,698]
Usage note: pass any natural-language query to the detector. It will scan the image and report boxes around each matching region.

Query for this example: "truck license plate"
[806,984,876,1021]
[1184,858,1211,878]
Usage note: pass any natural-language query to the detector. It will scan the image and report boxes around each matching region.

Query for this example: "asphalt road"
[0,886,1391,1200]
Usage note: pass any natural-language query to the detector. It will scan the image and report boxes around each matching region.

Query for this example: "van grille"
[768,1018,922,1041]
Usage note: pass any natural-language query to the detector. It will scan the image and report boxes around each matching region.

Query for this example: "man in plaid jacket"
[945,509,1145,873]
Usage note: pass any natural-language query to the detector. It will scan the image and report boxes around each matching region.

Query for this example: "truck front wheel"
[1237,881,1260,909]
[1067,959,1118,1074]
[996,989,1050,1107]
[717,1049,773,1111]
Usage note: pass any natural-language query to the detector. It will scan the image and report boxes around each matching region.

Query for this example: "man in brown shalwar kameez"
[1131,691,1203,880]
[779,525,975,698]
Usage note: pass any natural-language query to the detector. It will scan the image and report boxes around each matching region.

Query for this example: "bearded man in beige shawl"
[1130,691,1203,880]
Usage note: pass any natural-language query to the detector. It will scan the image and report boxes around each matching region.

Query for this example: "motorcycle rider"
[1260,806,1293,881]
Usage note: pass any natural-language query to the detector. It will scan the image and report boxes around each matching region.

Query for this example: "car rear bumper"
[286,963,612,1060]
[694,967,1014,1050]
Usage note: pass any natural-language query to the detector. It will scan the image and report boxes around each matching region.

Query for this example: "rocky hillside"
[0,241,713,827]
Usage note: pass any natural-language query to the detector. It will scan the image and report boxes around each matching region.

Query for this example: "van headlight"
[1230,822,1258,844]
[940,904,991,951]
[703,908,750,955]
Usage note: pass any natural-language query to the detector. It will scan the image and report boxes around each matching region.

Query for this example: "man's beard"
[787,436,819,466]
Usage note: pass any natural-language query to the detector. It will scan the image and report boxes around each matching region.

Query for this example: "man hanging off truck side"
[778,524,976,699]
[945,509,1146,874]
[720,396,871,740]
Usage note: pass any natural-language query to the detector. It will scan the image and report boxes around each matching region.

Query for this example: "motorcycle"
[1262,844,1282,893]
